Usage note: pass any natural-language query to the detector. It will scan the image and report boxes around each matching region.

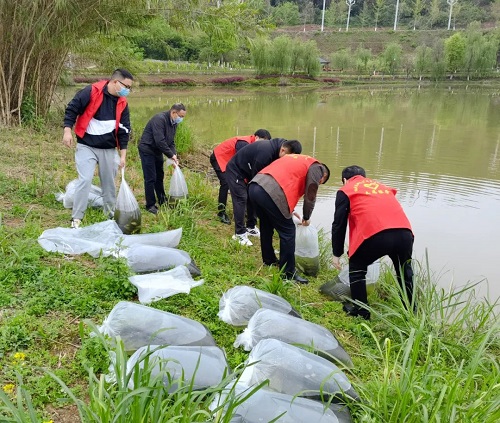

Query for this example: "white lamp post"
[321,0,326,31]
[447,0,458,30]
[346,0,355,32]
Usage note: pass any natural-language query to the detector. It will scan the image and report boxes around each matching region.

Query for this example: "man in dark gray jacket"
[138,103,187,214]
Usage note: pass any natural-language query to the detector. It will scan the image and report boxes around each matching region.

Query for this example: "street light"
[447,0,458,30]
[321,0,326,32]
[346,0,355,32]
[394,0,400,31]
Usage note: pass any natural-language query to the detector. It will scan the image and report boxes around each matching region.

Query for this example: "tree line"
[271,0,498,31]
[328,22,498,79]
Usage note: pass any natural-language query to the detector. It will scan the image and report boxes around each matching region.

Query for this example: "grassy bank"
[0,123,499,422]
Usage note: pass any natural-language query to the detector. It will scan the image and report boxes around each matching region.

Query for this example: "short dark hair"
[254,129,271,140]
[320,163,330,184]
[171,103,186,112]
[282,139,302,154]
[342,165,366,182]
[111,68,134,81]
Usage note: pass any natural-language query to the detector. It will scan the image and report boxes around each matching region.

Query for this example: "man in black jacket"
[138,103,187,214]
[62,68,134,229]
[225,138,302,246]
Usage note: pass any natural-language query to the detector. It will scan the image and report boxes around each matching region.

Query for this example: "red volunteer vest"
[340,175,412,257]
[74,80,127,148]
[213,135,256,171]
[259,154,318,212]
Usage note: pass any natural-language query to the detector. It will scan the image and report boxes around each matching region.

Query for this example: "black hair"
[341,165,366,182]
[254,129,271,140]
[171,103,186,112]
[111,68,134,81]
[320,162,331,184]
[282,139,302,154]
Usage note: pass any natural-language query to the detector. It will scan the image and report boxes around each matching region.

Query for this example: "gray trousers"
[72,143,119,220]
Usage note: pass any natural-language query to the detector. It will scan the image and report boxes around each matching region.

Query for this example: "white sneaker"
[70,218,81,229]
[246,226,260,237]
[232,233,253,246]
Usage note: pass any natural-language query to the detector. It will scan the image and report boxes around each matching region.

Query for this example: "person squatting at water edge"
[248,154,330,284]
[331,165,415,320]
[62,68,134,229]
[225,138,302,247]
[138,103,187,215]
[209,129,272,225]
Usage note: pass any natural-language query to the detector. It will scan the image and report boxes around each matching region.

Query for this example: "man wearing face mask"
[62,68,134,229]
[138,103,187,215]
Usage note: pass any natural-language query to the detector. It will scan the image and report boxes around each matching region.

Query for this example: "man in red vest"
[331,165,414,320]
[210,129,271,224]
[62,68,134,229]
[248,154,330,284]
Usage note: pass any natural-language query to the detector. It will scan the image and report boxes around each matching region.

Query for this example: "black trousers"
[209,152,229,214]
[349,228,414,308]
[139,151,166,209]
[249,183,296,277]
[225,166,256,235]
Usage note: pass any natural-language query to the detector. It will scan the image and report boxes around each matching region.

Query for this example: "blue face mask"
[174,116,183,124]
[116,87,130,97]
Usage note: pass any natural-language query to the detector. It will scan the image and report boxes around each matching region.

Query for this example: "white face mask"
[174,116,183,124]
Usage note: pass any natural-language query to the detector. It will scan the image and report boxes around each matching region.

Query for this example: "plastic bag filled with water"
[98,301,216,352]
[114,168,142,234]
[218,285,301,327]
[295,223,320,276]
[211,382,352,423]
[126,345,230,391]
[320,261,381,301]
[239,339,359,403]
[122,244,201,277]
[169,165,188,199]
[234,308,352,367]
[129,265,204,304]
[57,179,104,209]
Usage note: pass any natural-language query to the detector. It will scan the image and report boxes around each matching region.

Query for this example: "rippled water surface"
[127,86,500,301]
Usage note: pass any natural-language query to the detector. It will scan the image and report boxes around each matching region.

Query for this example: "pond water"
[129,85,500,302]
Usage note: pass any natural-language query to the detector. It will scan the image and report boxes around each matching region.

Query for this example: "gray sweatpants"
[72,143,120,220]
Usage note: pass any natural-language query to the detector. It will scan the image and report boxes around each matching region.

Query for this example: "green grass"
[0,124,499,421]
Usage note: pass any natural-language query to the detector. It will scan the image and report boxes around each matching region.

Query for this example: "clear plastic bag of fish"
[38,220,183,259]
[128,265,204,304]
[114,168,142,235]
[169,165,188,199]
[98,301,216,352]
[320,261,381,301]
[120,228,182,249]
[121,244,201,277]
[125,345,230,391]
[218,285,301,327]
[239,339,359,403]
[57,179,104,209]
[295,223,320,276]
[234,308,352,367]
[212,382,353,423]
[38,220,123,257]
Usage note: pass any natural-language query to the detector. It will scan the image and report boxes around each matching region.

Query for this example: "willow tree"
[0,0,148,127]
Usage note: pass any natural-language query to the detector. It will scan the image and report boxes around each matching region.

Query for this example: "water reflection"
[126,86,500,301]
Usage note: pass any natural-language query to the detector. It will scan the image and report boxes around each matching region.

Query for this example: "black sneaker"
[147,205,159,215]
[217,212,231,225]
